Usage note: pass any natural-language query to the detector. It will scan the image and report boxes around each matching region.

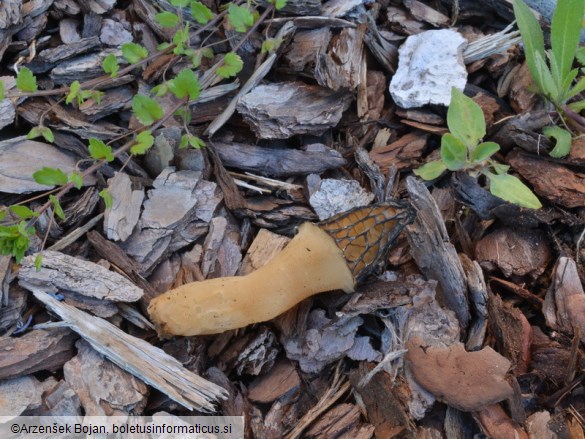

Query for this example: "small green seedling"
[513,0,585,157]
[415,88,542,209]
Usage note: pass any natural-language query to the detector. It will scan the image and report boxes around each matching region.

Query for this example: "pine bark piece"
[248,359,300,403]
[18,250,143,302]
[405,176,470,326]
[0,376,44,419]
[25,36,101,73]
[370,132,429,172]
[238,229,290,276]
[0,328,77,380]
[304,403,363,438]
[473,404,529,439]
[64,339,148,416]
[405,336,514,412]
[213,141,346,177]
[42,380,82,416]
[0,287,27,332]
[103,172,144,242]
[236,82,352,139]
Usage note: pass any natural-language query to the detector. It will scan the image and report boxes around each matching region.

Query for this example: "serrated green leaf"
[122,42,148,64]
[471,141,500,162]
[543,125,573,158]
[9,205,38,220]
[227,4,254,32]
[155,11,179,28]
[151,83,169,97]
[440,133,467,170]
[413,160,447,180]
[216,52,243,79]
[16,67,37,92]
[172,25,190,53]
[513,0,547,94]
[131,131,154,155]
[88,138,114,162]
[0,81,4,101]
[69,171,83,189]
[262,37,283,54]
[132,94,163,126]
[488,172,542,209]
[168,68,200,100]
[99,188,113,209]
[102,53,119,77]
[49,195,65,220]
[171,0,190,6]
[34,254,42,271]
[447,88,485,148]
[191,1,214,24]
[32,167,68,186]
[66,80,81,105]
[551,0,585,81]
[41,127,54,143]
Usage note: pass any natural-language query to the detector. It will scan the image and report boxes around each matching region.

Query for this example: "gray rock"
[390,29,468,108]
[309,178,374,220]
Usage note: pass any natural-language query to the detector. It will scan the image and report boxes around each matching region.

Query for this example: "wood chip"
[248,359,300,403]
[103,172,144,242]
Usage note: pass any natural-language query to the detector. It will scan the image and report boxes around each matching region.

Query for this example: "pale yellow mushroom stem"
[148,201,415,337]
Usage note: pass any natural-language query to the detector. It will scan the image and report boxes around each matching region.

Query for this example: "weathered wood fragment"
[103,172,144,242]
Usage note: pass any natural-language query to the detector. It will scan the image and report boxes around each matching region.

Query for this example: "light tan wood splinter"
[148,201,415,336]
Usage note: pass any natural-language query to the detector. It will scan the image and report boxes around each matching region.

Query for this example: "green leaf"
[151,83,169,97]
[155,11,179,28]
[172,25,190,53]
[88,138,114,162]
[99,188,113,209]
[170,0,190,6]
[471,141,500,163]
[534,51,560,100]
[513,0,547,93]
[543,125,573,158]
[227,4,254,32]
[447,88,485,148]
[271,0,287,10]
[168,68,200,100]
[66,80,81,105]
[69,171,83,189]
[262,37,283,54]
[0,81,4,101]
[9,205,38,220]
[490,162,510,175]
[568,99,585,112]
[191,1,214,24]
[440,133,467,170]
[413,160,447,180]
[16,67,37,92]
[32,167,68,186]
[216,52,243,79]
[41,127,54,143]
[550,0,585,81]
[565,75,585,101]
[132,94,163,126]
[49,195,65,220]
[131,131,154,155]
[487,172,542,209]
[27,127,42,140]
[576,47,585,65]
[180,134,205,149]
[122,42,148,64]
[34,254,42,272]
[102,53,119,77]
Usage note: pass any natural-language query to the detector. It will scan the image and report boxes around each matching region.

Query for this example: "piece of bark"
[370,132,429,172]
[41,380,81,416]
[473,404,529,439]
[80,85,134,121]
[304,403,363,438]
[61,187,101,229]
[64,339,148,416]
[0,376,44,419]
[543,257,585,344]
[213,142,346,177]
[103,172,144,242]
[248,359,300,404]
[201,215,242,279]
[0,286,27,332]
[18,250,143,302]
[0,328,77,380]
[354,146,386,203]
[25,36,101,73]
[526,411,556,439]
[489,277,544,309]
[284,28,331,74]
[236,82,352,139]
[491,111,551,152]
[237,229,290,276]
[405,336,514,411]
[403,0,450,27]
[405,176,470,327]
[507,149,585,208]
[460,255,488,350]
[475,227,552,279]
[364,17,399,74]
[507,62,543,113]
[387,6,428,35]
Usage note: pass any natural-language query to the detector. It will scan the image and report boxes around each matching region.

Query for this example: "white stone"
[309,179,374,221]
[390,29,468,108]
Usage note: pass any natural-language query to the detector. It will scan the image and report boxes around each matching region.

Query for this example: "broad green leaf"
[271,0,287,10]
[216,52,243,78]
[66,80,81,104]
[513,0,547,93]
[180,134,205,149]
[0,81,4,101]
[99,188,113,209]
[34,254,42,272]
[102,53,119,77]
[27,127,42,140]
[440,133,467,170]
[151,83,169,97]
[551,0,585,80]
[191,1,214,24]
[549,50,564,93]
[491,162,510,175]
[69,171,83,189]
[168,68,200,100]
[413,160,447,180]
[122,42,148,64]
[132,94,163,126]
[32,167,68,186]
[49,195,65,220]
[40,127,54,143]
[170,0,190,6]
[471,141,500,162]
[543,125,572,158]
[447,88,485,148]
[488,173,542,208]
[155,11,179,28]
[131,131,154,155]
[88,138,114,162]
[9,205,38,219]
[16,67,37,92]
[227,4,254,32]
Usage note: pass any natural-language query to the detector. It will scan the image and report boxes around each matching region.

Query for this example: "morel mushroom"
[148,201,415,336]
